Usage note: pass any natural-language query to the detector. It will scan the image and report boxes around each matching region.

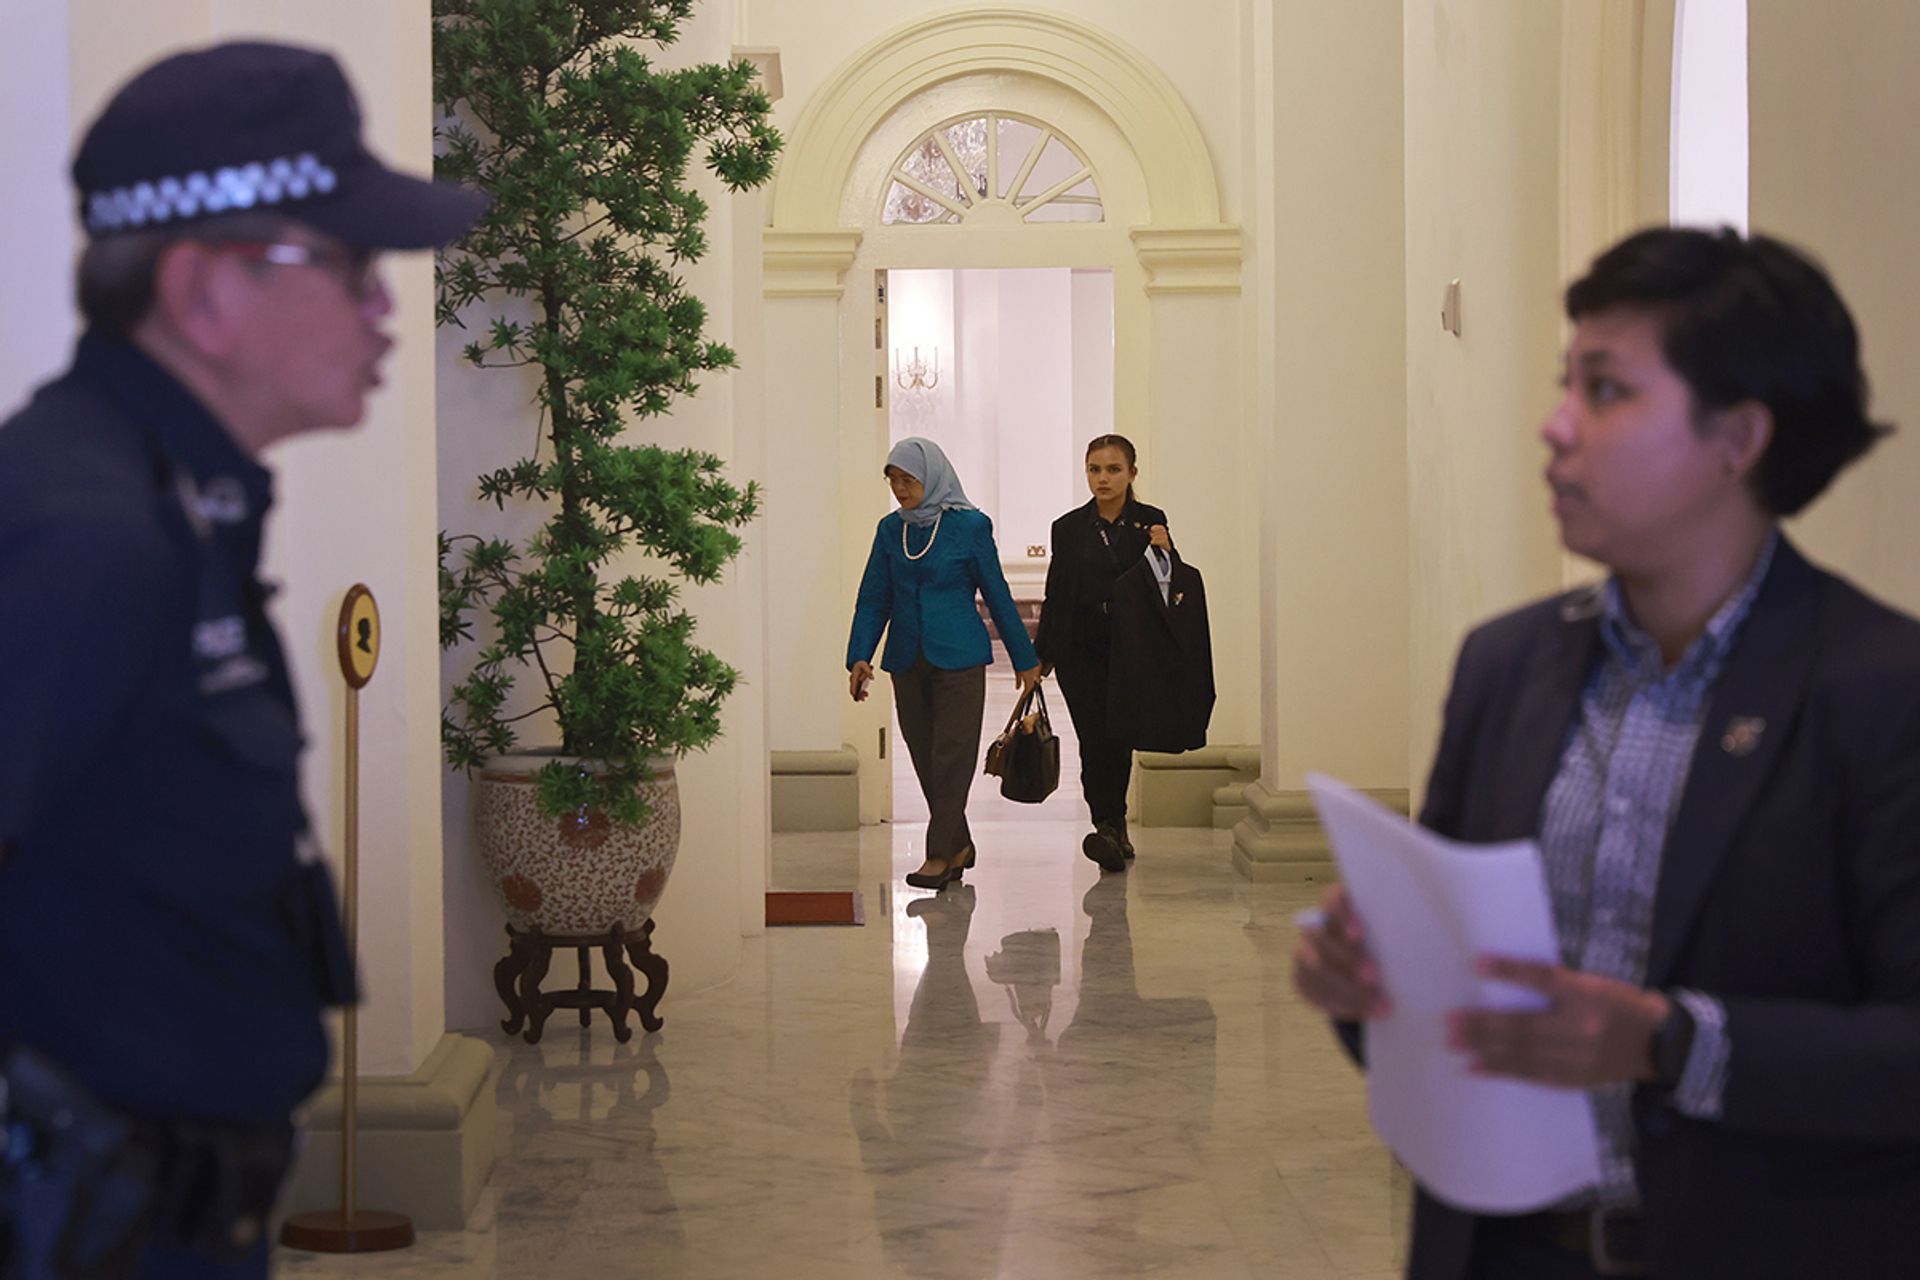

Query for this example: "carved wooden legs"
[605,926,637,1044]
[519,933,555,1044]
[493,921,667,1045]
[495,925,530,1037]
[626,919,669,1034]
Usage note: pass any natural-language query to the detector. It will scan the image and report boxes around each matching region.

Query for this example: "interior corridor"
[279,815,1407,1279]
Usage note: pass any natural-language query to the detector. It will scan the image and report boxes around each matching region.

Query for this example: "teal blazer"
[847,508,1040,673]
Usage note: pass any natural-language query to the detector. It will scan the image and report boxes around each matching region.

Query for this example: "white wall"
[1749,4,1920,616]
[1071,268,1117,482]
[1670,0,1749,233]
[0,0,76,415]
[1243,0,1409,792]
[764,294,852,756]
[994,270,1078,559]
[1402,1,1568,802]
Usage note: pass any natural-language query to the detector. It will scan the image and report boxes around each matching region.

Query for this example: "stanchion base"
[279,1209,415,1253]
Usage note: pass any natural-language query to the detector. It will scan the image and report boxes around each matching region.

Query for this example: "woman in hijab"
[848,438,1042,889]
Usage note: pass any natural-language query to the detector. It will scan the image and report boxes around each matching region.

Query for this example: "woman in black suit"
[1035,434,1172,873]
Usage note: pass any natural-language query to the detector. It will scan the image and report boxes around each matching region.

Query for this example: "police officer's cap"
[74,41,485,249]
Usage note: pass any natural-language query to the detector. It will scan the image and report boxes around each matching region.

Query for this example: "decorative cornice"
[761,229,863,299]
[1131,224,1244,295]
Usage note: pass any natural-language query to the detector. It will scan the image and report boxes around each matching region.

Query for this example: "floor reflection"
[492,1031,682,1272]
[986,923,1060,1046]
[277,824,1405,1279]
[852,886,1026,1278]
[854,868,1221,1278]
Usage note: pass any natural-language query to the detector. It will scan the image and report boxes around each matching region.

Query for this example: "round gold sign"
[337,584,380,690]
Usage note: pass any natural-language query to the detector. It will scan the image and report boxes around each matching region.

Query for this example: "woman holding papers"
[1034,434,1174,872]
[1293,227,1920,1280]
[847,438,1042,891]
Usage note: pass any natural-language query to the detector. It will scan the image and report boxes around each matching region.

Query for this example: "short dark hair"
[76,212,305,339]
[1565,226,1890,516]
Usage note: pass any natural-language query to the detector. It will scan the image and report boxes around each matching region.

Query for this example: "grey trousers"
[891,655,986,862]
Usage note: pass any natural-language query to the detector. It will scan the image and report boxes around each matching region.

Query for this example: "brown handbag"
[983,683,1061,803]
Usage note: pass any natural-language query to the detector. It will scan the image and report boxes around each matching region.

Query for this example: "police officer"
[0,42,483,1278]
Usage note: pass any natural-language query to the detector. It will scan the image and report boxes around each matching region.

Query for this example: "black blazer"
[1107,551,1214,752]
[1394,539,1920,1280]
[1034,497,1170,668]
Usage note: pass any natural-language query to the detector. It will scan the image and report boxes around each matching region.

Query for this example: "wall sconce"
[893,345,940,391]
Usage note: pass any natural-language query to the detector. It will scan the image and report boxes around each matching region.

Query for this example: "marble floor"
[278,812,1409,1279]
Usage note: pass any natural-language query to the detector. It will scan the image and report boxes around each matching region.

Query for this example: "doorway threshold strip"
[765,891,866,927]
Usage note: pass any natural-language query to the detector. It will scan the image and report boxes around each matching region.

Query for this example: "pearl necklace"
[902,510,943,560]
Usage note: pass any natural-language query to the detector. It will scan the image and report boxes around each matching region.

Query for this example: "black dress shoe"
[905,855,962,889]
[1082,826,1126,873]
[1117,822,1135,861]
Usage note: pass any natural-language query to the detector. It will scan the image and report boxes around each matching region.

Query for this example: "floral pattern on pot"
[475,756,681,934]
[500,873,544,913]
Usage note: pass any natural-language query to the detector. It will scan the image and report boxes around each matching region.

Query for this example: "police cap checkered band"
[74,41,484,250]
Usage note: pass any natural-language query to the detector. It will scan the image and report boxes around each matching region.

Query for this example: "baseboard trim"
[1135,744,1260,828]
[278,1033,499,1232]
[772,745,861,832]
[1230,781,1410,882]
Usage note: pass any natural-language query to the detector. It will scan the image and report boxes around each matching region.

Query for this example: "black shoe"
[1116,821,1135,861]
[1082,826,1127,873]
[905,854,963,890]
[949,845,977,881]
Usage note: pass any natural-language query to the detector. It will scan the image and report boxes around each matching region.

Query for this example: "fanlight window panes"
[882,113,1103,226]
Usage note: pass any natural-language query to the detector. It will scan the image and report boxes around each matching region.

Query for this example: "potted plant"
[432,0,781,1031]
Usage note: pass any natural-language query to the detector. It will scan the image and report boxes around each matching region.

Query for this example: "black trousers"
[891,655,986,861]
[1054,641,1132,829]
[1461,1216,1607,1280]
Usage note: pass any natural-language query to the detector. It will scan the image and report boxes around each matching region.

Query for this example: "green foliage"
[434,0,781,826]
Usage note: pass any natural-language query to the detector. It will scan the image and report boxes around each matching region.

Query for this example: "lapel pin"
[1721,716,1766,757]
[1173,591,1184,606]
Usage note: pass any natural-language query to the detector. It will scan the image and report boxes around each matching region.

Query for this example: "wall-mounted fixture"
[893,345,940,391]
[1441,279,1462,337]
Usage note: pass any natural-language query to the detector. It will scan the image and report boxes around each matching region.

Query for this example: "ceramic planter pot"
[474,753,680,934]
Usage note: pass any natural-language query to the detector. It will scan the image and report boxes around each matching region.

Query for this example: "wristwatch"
[1649,995,1697,1089]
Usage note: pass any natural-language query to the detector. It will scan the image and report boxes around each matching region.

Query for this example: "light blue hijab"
[887,437,976,528]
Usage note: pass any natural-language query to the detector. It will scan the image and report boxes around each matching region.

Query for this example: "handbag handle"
[999,683,1035,736]
[998,679,1051,735]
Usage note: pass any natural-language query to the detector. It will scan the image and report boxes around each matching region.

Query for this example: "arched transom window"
[882,114,1103,226]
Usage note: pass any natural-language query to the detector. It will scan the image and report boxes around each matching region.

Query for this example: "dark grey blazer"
[1390,538,1920,1280]
[1107,550,1213,752]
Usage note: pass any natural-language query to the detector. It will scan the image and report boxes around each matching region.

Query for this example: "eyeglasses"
[208,240,383,300]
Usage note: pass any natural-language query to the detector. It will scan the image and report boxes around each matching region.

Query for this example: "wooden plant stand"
[493,919,668,1045]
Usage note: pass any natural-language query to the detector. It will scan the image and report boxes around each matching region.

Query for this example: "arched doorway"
[760,9,1247,825]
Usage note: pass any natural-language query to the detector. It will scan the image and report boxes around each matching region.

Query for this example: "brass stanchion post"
[281,585,414,1253]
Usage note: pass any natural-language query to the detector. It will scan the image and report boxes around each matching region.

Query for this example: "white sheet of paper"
[1307,773,1603,1213]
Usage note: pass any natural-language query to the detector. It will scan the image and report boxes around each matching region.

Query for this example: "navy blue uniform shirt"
[0,336,337,1126]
